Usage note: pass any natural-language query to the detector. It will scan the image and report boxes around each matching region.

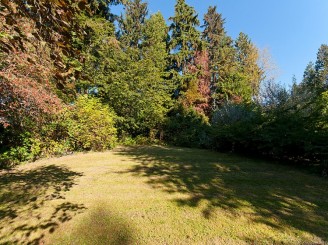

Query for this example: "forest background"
[1,0,328,174]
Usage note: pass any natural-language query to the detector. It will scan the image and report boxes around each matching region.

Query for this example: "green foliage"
[202,6,225,51]
[234,33,263,99]
[2,0,328,174]
[164,105,211,148]
[314,44,328,89]
[211,102,261,152]
[320,91,328,124]
[105,12,174,137]
[118,0,149,49]
[202,6,234,107]
[75,13,118,92]
[0,95,118,167]
[0,132,35,168]
[169,0,201,96]
[142,13,169,71]
[202,8,263,106]
[169,0,201,72]
[64,95,117,151]
[120,136,138,146]
[89,0,123,20]
[106,56,173,135]
[212,33,262,104]
[0,147,28,168]
[211,76,328,172]
[202,6,227,104]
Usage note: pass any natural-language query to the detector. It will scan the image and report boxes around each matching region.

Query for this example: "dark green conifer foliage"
[202,6,225,47]
[233,32,263,102]
[202,6,226,79]
[202,13,263,105]
[89,0,123,20]
[169,0,201,95]
[202,6,235,107]
[76,14,118,92]
[118,0,148,49]
[142,13,169,72]
[302,62,317,90]
[301,45,328,95]
[106,12,174,136]
[314,44,328,90]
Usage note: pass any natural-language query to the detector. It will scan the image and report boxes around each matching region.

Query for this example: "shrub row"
[0,95,117,168]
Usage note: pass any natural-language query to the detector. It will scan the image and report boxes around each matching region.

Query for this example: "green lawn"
[0,146,327,244]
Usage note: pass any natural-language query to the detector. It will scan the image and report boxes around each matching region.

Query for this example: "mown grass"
[0,146,327,244]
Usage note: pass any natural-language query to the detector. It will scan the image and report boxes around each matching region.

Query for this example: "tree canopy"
[1,0,327,173]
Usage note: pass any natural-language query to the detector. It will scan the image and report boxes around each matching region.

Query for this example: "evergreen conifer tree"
[169,0,201,97]
[202,6,235,107]
[118,0,148,50]
[314,44,328,90]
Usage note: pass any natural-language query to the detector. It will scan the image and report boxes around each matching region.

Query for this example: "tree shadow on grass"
[0,165,86,244]
[115,146,328,242]
[54,204,136,245]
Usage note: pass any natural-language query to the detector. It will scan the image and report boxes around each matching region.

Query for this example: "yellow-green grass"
[0,146,327,244]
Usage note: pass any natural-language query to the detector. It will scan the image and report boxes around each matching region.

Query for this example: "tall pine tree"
[118,0,148,50]
[314,44,328,90]
[140,13,174,136]
[169,0,201,98]
[202,5,226,82]
[202,6,235,107]
[233,32,263,102]
[106,11,174,136]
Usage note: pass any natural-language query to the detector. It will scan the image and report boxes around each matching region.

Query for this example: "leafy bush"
[211,102,262,153]
[164,105,212,148]
[0,95,118,168]
[64,95,117,151]
[211,82,328,173]
[120,136,137,146]
[135,135,161,145]
[0,132,34,168]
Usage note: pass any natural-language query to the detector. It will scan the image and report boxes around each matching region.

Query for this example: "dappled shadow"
[115,146,328,242]
[0,165,86,244]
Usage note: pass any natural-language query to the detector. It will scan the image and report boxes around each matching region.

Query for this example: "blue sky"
[112,0,328,86]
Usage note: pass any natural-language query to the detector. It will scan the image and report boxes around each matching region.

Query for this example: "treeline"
[0,0,327,172]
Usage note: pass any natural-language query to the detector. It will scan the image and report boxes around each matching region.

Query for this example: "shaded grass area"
[57,204,136,245]
[1,146,327,244]
[0,165,85,244]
